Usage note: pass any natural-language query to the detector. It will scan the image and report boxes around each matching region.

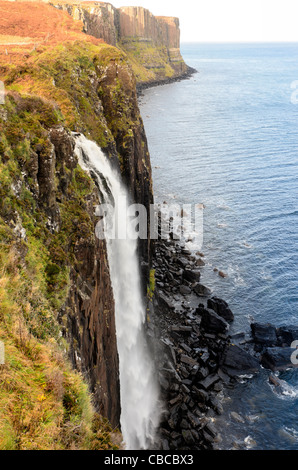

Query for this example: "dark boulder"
[179,285,192,295]
[180,354,199,367]
[251,322,278,346]
[182,430,196,446]
[200,308,229,334]
[207,297,234,322]
[156,292,174,313]
[183,269,201,283]
[261,347,298,371]
[177,257,191,269]
[194,284,212,297]
[195,258,205,267]
[277,325,298,346]
[221,344,260,376]
[197,373,220,391]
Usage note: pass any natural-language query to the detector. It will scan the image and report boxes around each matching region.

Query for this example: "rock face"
[251,322,278,346]
[261,347,298,371]
[207,297,234,323]
[52,1,120,46]
[221,344,260,376]
[52,1,192,84]
[118,7,181,50]
[44,128,121,427]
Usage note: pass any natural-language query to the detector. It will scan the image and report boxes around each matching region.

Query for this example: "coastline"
[136,66,198,96]
[139,72,298,449]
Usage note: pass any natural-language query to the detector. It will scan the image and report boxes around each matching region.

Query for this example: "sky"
[110,0,298,43]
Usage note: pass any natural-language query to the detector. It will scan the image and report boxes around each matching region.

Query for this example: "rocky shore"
[136,66,198,96]
[148,237,298,450]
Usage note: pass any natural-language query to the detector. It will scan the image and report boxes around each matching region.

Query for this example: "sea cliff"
[51,1,192,86]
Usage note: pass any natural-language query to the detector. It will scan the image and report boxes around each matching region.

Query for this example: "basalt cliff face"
[0,0,153,449]
[51,1,190,85]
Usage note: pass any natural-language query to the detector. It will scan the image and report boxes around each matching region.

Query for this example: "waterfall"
[74,134,160,450]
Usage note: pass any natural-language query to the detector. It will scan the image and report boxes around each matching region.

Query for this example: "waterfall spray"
[74,134,160,450]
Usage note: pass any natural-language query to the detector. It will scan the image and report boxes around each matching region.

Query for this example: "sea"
[138,43,298,450]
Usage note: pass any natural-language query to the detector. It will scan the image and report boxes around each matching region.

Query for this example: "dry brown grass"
[0,1,104,66]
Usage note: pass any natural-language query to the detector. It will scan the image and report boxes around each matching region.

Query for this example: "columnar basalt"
[51,1,191,84]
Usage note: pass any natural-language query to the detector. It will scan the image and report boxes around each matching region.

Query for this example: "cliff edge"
[51,1,192,86]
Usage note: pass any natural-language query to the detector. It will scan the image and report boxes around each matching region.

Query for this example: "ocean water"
[139,43,298,450]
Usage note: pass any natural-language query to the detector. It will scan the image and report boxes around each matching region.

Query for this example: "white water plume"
[74,134,160,450]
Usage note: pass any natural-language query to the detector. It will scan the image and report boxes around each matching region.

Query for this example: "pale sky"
[111,0,298,42]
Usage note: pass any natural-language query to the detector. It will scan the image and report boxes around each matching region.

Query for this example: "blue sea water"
[139,43,298,450]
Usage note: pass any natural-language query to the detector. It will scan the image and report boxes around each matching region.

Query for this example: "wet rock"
[198,373,220,391]
[179,365,191,379]
[180,354,199,367]
[230,331,246,341]
[204,421,218,439]
[177,257,191,269]
[213,382,224,392]
[218,271,227,278]
[195,258,205,267]
[183,269,201,283]
[269,374,281,387]
[181,383,191,394]
[168,418,178,431]
[161,439,170,450]
[157,292,175,312]
[207,297,234,322]
[251,322,278,346]
[192,386,208,403]
[179,285,192,295]
[217,368,231,384]
[200,308,229,334]
[182,378,193,387]
[181,342,192,354]
[182,430,196,445]
[171,325,193,333]
[194,283,212,297]
[230,411,245,424]
[261,347,297,371]
[187,411,201,428]
[169,395,182,406]
[209,396,224,415]
[198,350,210,365]
[196,366,209,381]
[180,419,190,430]
[221,344,260,376]
[277,325,298,346]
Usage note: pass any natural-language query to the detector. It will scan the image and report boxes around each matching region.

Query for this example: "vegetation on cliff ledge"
[0,92,122,450]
